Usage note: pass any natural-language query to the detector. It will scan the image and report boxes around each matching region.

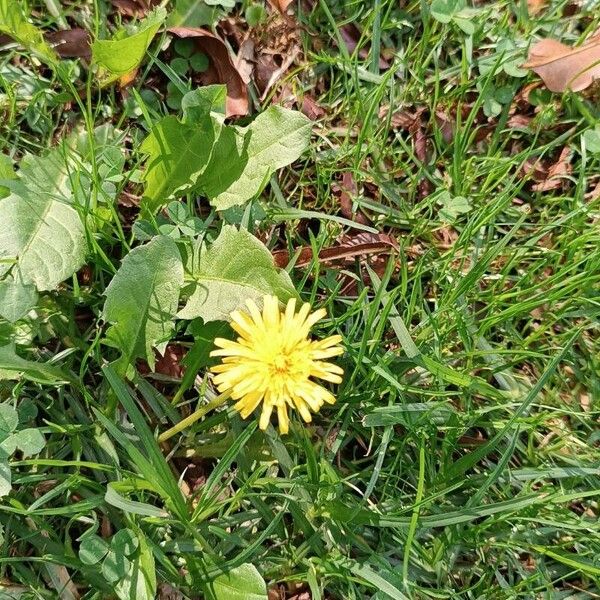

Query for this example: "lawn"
[0,0,599,598]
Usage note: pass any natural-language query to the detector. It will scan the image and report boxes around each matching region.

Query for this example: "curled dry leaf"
[531,147,572,192]
[169,26,249,117]
[524,34,600,92]
[45,29,91,59]
[272,232,398,269]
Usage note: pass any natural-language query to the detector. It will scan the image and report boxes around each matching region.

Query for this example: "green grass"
[1,0,600,598]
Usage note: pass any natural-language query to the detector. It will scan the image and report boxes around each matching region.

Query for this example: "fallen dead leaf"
[301,94,325,120]
[250,11,301,99]
[332,172,370,225]
[272,232,397,268]
[169,27,249,117]
[507,114,533,129]
[112,0,160,17]
[524,34,600,92]
[45,29,91,59]
[585,179,600,200]
[267,0,295,12]
[234,37,255,84]
[340,23,389,69]
[531,147,572,191]
[527,0,547,15]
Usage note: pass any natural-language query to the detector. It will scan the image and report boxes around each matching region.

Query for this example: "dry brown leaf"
[585,179,600,200]
[267,0,295,11]
[112,0,160,17]
[524,34,600,92]
[300,94,325,120]
[272,232,397,269]
[507,114,532,129]
[332,172,370,225]
[169,27,249,117]
[531,147,572,191]
[45,29,91,59]
[234,38,255,84]
[340,23,389,69]
[527,0,547,15]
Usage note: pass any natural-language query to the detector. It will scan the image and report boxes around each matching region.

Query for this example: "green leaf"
[113,532,156,600]
[0,187,86,291]
[168,0,221,27]
[438,191,472,221]
[0,455,11,497]
[140,114,219,212]
[0,276,38,322]
[102,551,131,583]
[203,106,312,210]
[92,8,166,76]
[182,85,227,122]
[111,529,139,557]
[0,404,18,435]
[12,427,45,457]
[79,535,110,566]
[178,226,297,322]
[0,0,56,63]
[209,563,267,600]
[0,344,70,384]
[0,154,16,198]
[105,484,168,518]
[103,236,184,373]
[583,127,600,154]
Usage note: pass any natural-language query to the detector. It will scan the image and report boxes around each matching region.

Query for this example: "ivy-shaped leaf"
[178,226,297,322]
[103,236,184,374]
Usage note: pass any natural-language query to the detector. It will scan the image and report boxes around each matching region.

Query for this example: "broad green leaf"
[92,8,165,76]
[0,276,38,322]
[0,0,56,62]
[12,427,45,457]
[103,236,184,373]
[0,154,16,198]
[203,106,312,210]
[182,85,227,123]
[113,532,156,600]
[79,535,110,566]
[102,551,131,583]
[0,404,18,434]
[0,344,69,384]
[209,563,267,600]
[583,127,600,154]
[0,187,86,291]
[178,226,297,322]
[111,529,139,557]
[168,0,221,27]
[0,454,11,497]
[140,114,219,212]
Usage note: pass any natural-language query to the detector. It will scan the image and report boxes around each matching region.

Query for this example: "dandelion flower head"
[210,295,344,434]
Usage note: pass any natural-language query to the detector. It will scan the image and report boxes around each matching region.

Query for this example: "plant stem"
[158,391,232,443]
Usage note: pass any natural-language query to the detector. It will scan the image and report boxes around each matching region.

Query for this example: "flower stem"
[158,390,231,443]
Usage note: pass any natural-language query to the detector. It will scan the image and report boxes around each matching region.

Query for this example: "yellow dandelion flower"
[210,295,344,434]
